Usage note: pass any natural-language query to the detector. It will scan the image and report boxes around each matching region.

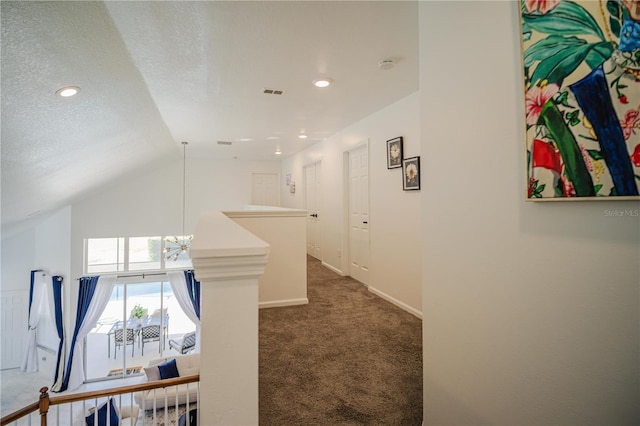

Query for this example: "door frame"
[303,160,322,260]
[251,172,281,207]
[342,140,370,281]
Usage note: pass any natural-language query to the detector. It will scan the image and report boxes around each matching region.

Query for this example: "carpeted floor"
[259,256,423,425]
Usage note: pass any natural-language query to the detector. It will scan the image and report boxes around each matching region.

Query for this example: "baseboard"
[259,298,309,309]
[321,261,346,276]
[368,287,422,319]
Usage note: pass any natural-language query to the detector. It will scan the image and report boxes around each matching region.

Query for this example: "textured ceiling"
[1,1,418,230]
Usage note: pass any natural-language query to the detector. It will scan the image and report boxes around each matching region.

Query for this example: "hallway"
[259,256,423,425]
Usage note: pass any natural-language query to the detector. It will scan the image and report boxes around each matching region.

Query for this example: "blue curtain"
[27,270,37,323]
[59,276,99,392]
[51,276,65,389]
[183,270,201,320]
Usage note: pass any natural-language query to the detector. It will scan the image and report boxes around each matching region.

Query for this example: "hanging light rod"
[164,141,193,261]
[181,141,187,239]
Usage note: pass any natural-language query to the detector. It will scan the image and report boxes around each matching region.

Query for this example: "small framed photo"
[402,156,420,191]
[286,173,292,186]
[386,136,403,169]
[290,181,296,193]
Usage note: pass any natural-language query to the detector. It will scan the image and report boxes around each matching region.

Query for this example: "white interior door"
[252,173,280,206]
[1,291,29,369]
[348,146,369,285]
[305,161,322,260]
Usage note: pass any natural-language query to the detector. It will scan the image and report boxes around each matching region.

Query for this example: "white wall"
[281,92,422,315]
[421,2,640,425]
[1,228,35,292]
[225,209,308,308]
[34,206,71,281]
[0,206,70,370]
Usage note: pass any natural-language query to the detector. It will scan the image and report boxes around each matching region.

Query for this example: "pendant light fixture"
[165,141,193,261]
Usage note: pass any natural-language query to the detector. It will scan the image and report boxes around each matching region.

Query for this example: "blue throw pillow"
[158,358,180,379]
[86,398,119,426]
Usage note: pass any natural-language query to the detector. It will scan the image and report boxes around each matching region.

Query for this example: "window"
[129,237,161,271]
[85,236,192,274]
[86,238,125,273]
[85,279,196,382]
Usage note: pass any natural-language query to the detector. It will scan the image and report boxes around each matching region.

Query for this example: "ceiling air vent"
[263,88,284,95]
[217,141,233,145]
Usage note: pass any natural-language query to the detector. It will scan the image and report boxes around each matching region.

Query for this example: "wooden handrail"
[49,374,199,405]
[1,374,200,426]
[1,401,39,425]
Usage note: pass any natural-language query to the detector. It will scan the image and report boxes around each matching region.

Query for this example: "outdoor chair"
[169,331,196,354]
[150,308,169,340]
[114,327,136,358]
[150,308,168,318]
[140,324,163,356]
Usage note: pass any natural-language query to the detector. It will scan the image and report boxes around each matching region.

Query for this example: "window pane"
[129,237,161,271]
[86,238,124,273]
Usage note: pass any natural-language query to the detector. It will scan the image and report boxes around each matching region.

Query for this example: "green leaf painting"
[520,0,639,200]
[522,1,605,39]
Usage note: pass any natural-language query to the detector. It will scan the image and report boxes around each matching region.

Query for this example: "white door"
[348,145,370,285]
[252,173,280,206]
[1,291,29,369]
[305,161,322,260]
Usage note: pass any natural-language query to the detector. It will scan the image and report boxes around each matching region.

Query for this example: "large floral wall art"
[521,0,640,200]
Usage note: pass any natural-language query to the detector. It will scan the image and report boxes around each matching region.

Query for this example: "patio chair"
[114,327,136,358]
[140,324,163,356]
[169,331,196,354]
[150,308,169,340]
[150,308,168,318]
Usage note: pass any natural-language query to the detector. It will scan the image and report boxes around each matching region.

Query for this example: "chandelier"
[165,141,193,261]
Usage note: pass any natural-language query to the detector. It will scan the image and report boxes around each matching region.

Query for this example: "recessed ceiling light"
[298,134,308,139]
[56,86,80,97]
[275,150,282,155]
[313,78,332,88]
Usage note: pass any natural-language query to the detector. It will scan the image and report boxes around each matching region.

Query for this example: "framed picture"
[286,173,292,186]
[386,137,403,169]
[289,181,295,193]
[520,0,639,200]
[402,156,420,191]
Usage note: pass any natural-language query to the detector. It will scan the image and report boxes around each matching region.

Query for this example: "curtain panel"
[21,270,46,373]
[167,270,201,351]
[59,275,116,392]
[51,276,65,392]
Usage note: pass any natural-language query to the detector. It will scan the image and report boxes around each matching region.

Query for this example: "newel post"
[190,211,269,426]
[38,387,49,426]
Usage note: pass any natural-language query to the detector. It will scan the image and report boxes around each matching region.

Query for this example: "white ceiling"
[1,1,418,230]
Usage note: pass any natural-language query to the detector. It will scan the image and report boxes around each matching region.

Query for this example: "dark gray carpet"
[259,256,423,425]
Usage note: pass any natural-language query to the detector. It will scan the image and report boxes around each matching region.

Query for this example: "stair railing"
[1,374,199,426]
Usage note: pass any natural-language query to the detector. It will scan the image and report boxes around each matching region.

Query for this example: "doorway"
[252,173,280,207]
[304,161,322,260]
[347,144,370,285]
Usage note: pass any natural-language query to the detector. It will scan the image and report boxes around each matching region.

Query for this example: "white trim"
[259,298,309,309]
[223,207,307,219]
[368,286,422,319]
[36,344,57,355]
[321,261,346,276]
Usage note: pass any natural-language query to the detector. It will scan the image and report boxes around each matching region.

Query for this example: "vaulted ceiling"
[1,1,418,230]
